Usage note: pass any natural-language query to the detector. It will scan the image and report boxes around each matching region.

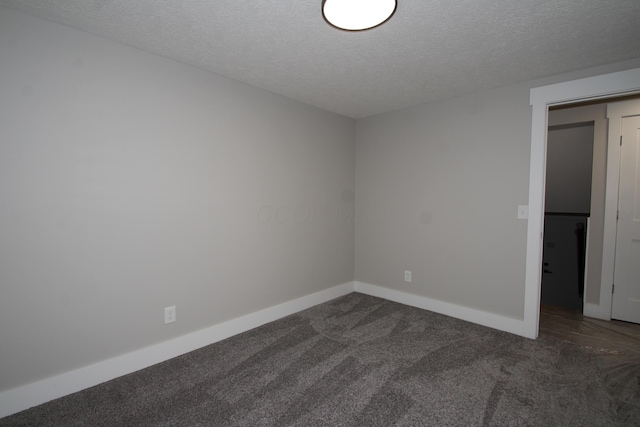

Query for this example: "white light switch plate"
[517,205,529,220]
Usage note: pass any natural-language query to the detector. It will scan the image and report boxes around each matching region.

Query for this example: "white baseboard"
[1,280,532,419]
[583,302,611,320]
[354,282,527,337]
[0,281,355,419]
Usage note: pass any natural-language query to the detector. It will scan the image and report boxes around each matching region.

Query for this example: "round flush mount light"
[322,0,397,31]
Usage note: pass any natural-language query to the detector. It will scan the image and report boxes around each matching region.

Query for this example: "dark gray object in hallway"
[2,293,639,426]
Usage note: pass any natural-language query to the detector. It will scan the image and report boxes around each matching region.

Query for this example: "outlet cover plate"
[404,270,412,282]
[164,306,176,324]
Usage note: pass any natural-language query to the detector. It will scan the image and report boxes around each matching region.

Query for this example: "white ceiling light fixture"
[322,0,397,31]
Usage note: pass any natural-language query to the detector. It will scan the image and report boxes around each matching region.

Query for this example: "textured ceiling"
[1,0,640,118]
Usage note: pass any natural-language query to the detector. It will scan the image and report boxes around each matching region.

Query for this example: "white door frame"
[523,67,640,339]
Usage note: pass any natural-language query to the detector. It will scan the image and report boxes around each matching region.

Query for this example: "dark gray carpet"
[2,293,639,426]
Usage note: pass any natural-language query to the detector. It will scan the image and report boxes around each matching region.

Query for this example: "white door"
[611,105,640,324]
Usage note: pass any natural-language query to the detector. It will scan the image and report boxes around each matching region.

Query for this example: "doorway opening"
[542,119,594,313]
[540,96,640,324]
[523,67,640,339]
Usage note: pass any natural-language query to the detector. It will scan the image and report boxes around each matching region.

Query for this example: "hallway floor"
[540,304,640,359]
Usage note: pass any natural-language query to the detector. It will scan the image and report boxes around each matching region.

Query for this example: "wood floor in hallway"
[540,304,640,359]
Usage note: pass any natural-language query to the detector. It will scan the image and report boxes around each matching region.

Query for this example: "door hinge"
[612,284,615,294]
[620,135,623,146]
[617,210,619,220]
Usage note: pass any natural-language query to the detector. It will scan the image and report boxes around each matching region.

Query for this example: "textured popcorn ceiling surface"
[2,0,640,118]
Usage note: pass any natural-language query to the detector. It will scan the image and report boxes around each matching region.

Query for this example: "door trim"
[524,67,640,339]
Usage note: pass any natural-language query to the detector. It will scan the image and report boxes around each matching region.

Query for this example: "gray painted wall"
[355,84,531,319]
[545,124,594,214]
[0,8,355,393]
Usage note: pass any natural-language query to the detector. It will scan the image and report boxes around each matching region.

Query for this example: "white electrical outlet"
[404,270,412,283]
[164,306,176,324]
